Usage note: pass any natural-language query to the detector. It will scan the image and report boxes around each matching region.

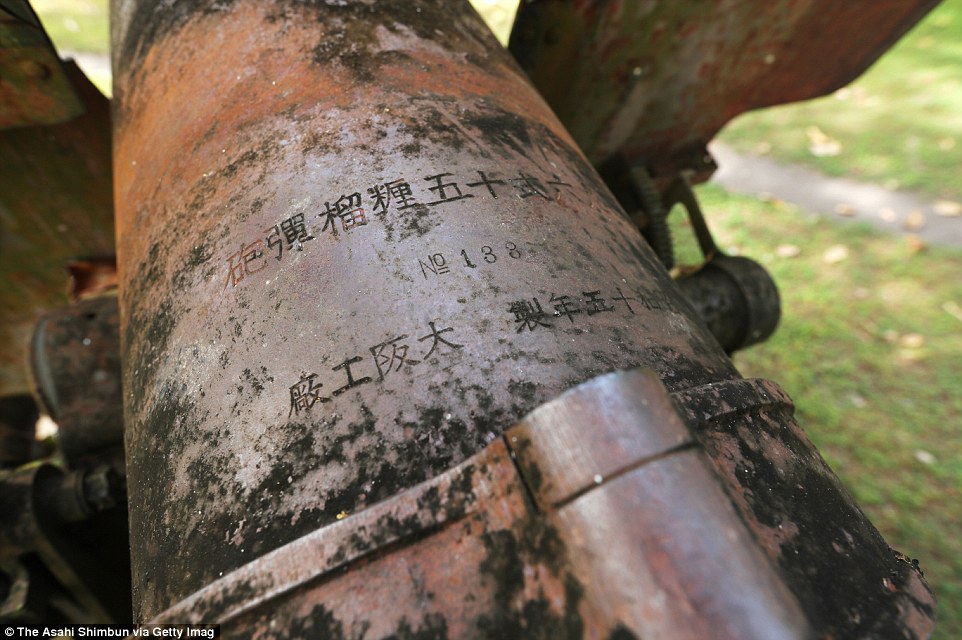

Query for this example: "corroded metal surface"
[112,0,737,620]
[113,0,936,635]
[146,370,811,638]
[0,463,130,622]
[510,0,941,172]
[0,61,114,397]
[138,368,934,638]
[676,255,781,352]
[0,395,40,467]
[30,296,124,469]
[507,369,811,640]
[0,0,83,128]
[672,378,936,639]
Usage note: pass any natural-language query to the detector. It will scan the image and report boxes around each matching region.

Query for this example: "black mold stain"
[118,0,498,92]
[285,603,349,640]
[396,203,442,241]
[475,518,584,639]
[694,403,934,638]
[606,625,639,640]
[383,613,449,640]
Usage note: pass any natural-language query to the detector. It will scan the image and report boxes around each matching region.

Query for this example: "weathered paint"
[0,0,84,128]
[672,378,936,639]
[510,0,942,172]
[0,62,114,396]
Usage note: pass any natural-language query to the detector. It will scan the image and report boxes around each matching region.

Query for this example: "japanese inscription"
[224,166,580,288]
[508,287,680,332]
[288,318,463,417]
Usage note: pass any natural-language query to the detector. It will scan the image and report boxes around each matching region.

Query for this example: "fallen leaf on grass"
[933,200,962,217]
[776,244,801,258]
[943,301,962,322]
[878,208,898,222]
[848,393,867,408]
[835,203,856,217]
[898,348,924,362]
[903,210,926,231]
[806,125,842,157]
[823,244,849,264]
[906,234,927,253]
[899,333,925,349]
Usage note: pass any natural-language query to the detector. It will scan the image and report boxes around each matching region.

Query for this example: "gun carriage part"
[0,55,114,399]
[600,159,781,353]
[30,296,125,471]
[509,0,942,178]
[0,462,129,623]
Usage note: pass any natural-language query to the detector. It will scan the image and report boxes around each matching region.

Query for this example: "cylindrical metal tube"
[111,0,735,619]
[676,255,781,352]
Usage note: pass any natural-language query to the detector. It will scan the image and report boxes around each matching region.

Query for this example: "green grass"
[718,0,962,201]
[694,184,962,639]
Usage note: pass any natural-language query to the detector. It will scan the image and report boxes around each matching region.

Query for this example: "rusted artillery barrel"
[111,1,934,637]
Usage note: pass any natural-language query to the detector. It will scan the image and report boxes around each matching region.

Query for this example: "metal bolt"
[82,465,125,512]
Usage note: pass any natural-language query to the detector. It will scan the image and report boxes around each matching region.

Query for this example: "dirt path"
[709,142,962,247]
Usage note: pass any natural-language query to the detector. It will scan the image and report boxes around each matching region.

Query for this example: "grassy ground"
[718,0,962,203]
[27,0,961,635]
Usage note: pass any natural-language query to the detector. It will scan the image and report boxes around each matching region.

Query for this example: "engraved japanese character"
[638,292,678,313]
[320,201,340,237]
[509,298,553,332]
[550,294,582,323]
[424,173,474,206]
[547,174,573,191]
[331,356,373,396]
[289,373,329,417]
[511,173,550,199]
[267,213,315,260]
[466,170,506,198]
[388,179,418,209]
[321,193,367,236]
[583,291,614,315]
[368,179,419,214]
[224,240,267,289]
[417,321,464,359]
[368,183,392,215]
[611,287,636,314]
[370,335,420,380]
